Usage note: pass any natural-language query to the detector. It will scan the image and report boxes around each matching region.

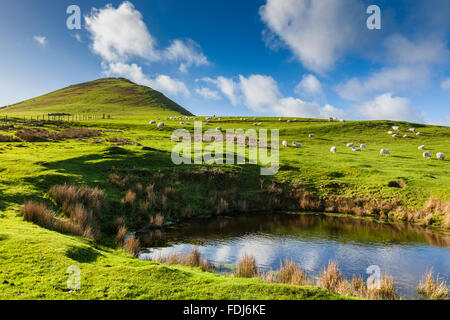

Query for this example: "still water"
[138,213,450,298]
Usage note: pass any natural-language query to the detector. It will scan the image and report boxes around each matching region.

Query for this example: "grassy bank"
[0,210,346,300]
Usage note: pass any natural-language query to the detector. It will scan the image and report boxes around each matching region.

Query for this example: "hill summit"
[1,78,193,116]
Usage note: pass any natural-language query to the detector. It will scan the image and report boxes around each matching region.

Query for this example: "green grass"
[0,78,449,300]
[0,211,346,300]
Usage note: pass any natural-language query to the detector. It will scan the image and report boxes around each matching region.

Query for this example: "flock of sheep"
[149,119,447,161]
[282,125,445,161]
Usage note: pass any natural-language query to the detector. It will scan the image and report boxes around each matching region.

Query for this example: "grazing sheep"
[279,118,283,121]
[157,122,165,128]
[149,120,156,125]
[185,122,191,126]
[180,121,184,125]
[282,141,288,147]
[392,126,400,131]
[360,144,366,150]
[330,146,337,153]
[437,152,446,160]
[388,131,393,135]
[292,142,301,148]
[340,119,345,122]
[352,147,362,152]
[416,132,421,136]
[418,145,426,150]
[392,134,399,138]
[309,134,315,138]
[216,127,222,131]
[380,149,391,156]
[346,143,354,147]
[165,117,169,120]
[423,152,431,159]
[409,128,416,132]
[253,123,262,126]
[287,120,292,123]
[403,134,409,138]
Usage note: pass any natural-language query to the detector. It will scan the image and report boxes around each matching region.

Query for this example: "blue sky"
[0,0,449,124]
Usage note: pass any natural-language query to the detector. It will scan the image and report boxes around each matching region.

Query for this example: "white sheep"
[282,141,288,147]
[360,144,366,150]
[380,149,391,156]
[352,147,362,152]
[392,134,399,138]
[287,120,292,123]
[388,131,393,135]
[437,152,446,160]
[309,134,315,138]
[418,145,426,150]
[253,123,262,126]
[409,128,416,132]
[149,120,156,125]
[157,122,165,128]
[292,142,301,148]
[347,143,354,147]
[416,132,421,136]
[423,152,431,159]
[330,146,337,153]
[185,122,191,126]
[340,119,345,122]
[403,134,409,138]
[392,126,400,131]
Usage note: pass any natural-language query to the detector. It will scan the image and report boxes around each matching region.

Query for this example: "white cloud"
[441,78,450,90]
[197,76,239,105]
[384,34,449,65]
[33,36,47,46]
[104,62,190,97]
[259,0,361,73]
[195,87,220,100]
[355,93,424,122]
[336,66,430,101]
[85,1,159,62]
[295,74,323,98]
[274,98,346,119]
[239,74,280,113]
[85,2,209,72]
[165,39,209,72]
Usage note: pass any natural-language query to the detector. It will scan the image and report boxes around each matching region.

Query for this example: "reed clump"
[417,270,448,300]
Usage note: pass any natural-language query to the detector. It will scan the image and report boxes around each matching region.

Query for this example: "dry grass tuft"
[279,259,308,286]
[366,274,399,300]
[116,226,127,248]
[318,261,344,292]
[124,237,141,257]
[23,201,83,236]
[154,248,215,272]
[23,201,55,229]
[417,270,448,300]
[234,254,257,278]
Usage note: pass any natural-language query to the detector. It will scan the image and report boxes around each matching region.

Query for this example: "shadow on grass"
[0,234,9,241]
[66,245,103,263]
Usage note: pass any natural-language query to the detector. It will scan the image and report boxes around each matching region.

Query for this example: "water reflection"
[138,213,450,298]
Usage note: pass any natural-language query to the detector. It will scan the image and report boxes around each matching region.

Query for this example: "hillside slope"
[0,78,193,116]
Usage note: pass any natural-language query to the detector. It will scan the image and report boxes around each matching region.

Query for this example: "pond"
[138,213,450,298]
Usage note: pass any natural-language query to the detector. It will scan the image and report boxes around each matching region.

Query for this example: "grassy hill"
[0,78,193,117]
